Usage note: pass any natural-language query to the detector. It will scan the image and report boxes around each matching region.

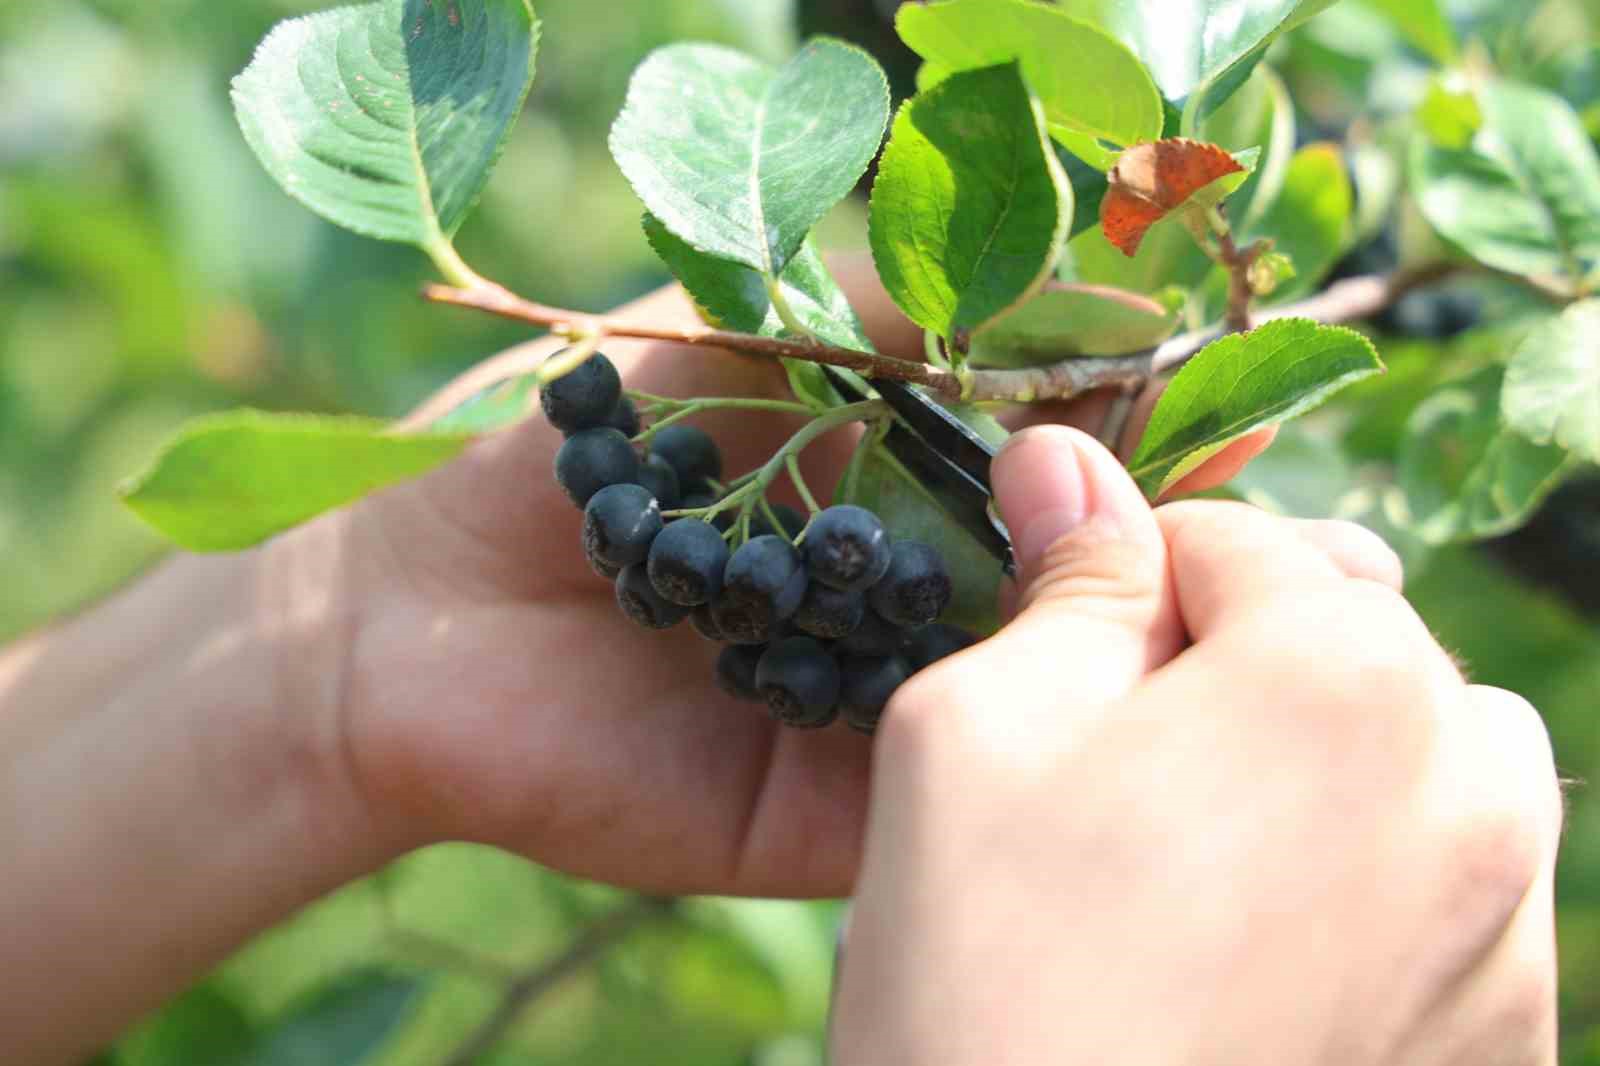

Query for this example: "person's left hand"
[273,256,1272,897]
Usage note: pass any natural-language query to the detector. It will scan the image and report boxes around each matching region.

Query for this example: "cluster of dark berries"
[543,349,979,734]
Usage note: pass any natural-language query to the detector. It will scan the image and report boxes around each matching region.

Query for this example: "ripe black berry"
[680,491,720,512]
[793,582,865,640]
[750,503,807,540]
[691,602,725,641]
[540,350,622,434]
[837,654,911,734]
[647,519,729,606]
[603,396,641,438]
[711,535,808,644]
[590,556,621,580]
[650,424,722,492]
[636,453,681,511]
[756,637,841,728]
[556,428,640,508]
[835,610,906,657]
[615,563,691,630]
[803,505,890,592]
[716,644,766,702]
[904,623,978,671]
[583,484,663,569]
[869,541,953,628]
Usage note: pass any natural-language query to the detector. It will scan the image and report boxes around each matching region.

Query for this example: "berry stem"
[787,454,823,515]
[628,395,817,444]
[663,400,886,528]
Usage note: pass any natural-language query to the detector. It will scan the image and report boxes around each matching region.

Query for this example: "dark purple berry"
[716,644,766,702]
[615,563,690,630]
[647,519,729,606]
[603,396,641,438]
[583,484,662,569]
[541,350,621,434]
[711,535,808,644]
[556,428,640,508]
[650,424,722,492]
[836,610,906,657]
[803,505,891,592]
[636,453,681,511]
[756,637,840,728]
[869,541,952,628]
[691,603,725,642]
[837,654,911,734]
[750,503,807,540]
[793,582,866,640]
[904,623,979,672]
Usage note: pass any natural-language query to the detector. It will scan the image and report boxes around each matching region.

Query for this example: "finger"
[1463,686,1565,856]
[936,425,1183,712]
[1292,519,1405,590]
[1156,499,1350,640]
[1160,427,1279,498]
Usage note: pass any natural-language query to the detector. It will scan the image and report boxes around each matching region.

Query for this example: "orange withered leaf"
[1100,138,1244,257]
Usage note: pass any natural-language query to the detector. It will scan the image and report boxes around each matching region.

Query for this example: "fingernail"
[993,426,1137,577]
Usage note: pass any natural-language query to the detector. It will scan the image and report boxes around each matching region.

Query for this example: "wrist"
[0,533,387,1063]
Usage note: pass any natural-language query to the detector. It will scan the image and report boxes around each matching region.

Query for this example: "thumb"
[980,425,1182,708]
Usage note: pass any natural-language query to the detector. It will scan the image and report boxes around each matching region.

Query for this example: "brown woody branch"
[423,263,1463,410]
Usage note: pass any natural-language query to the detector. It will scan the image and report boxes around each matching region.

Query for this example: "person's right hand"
[833,425,1563,1066]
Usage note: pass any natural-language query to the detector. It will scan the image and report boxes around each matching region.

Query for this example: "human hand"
[277,257,1272,897]
[831,425,1561,1065]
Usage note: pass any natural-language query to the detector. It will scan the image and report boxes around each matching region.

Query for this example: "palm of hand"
[307,272,1262,898]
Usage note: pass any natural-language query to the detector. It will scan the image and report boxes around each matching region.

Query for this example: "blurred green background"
[3,1,1598,1063]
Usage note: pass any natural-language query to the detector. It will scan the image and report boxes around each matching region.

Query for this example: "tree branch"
[440,896,675,1066]
[423,281,965,398]
[424,264,1466,412]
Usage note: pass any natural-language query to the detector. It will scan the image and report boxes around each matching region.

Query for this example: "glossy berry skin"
[711,535,808,644]
[793,582,866,640]
[615,563,690,630]
[715,644,766,702]
[603,396,641,438]
[803,505,891,592]
[647,520,729,606]
[869,541,953,628]
[750,503,807,540]
[556,428,640,508]
[904,623,979,671]
[636,453,681,511]
[837,654,911,734]
[836,610,906,657]
[756,637,841,728]
[582,484,663,570]
[540,350,622,434]
[650,424,722,493]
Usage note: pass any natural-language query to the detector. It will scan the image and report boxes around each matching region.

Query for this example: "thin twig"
[1215,228,1264,333]
[424,264,1476,414]
[424,280,963,397]
[441,897,675,1066]
[1098,386,1142,455]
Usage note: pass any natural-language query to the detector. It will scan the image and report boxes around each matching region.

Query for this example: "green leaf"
[610,39,890,277]
[1200,65,1296,231]
[1503,300,1600,463]
[1072,0,1340,119]
[644,213,875,412]
[1412,79,1600,283]
[117,982,256,1066]
[235,971,420,1066]
[1128,318,1384,496]
[1065,212,1214,295]
[429,372,540,433]
[233,0,539,257]
[642,215,872,352]
[1399,365,1574,544]
[121,412,471,552]
[969,283,1181,367]
[898,0,1163,169]
[1353,0,1457,64]
[1418,78,1482,149]
[847,446,1003,635]
[869,63,1071,343]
